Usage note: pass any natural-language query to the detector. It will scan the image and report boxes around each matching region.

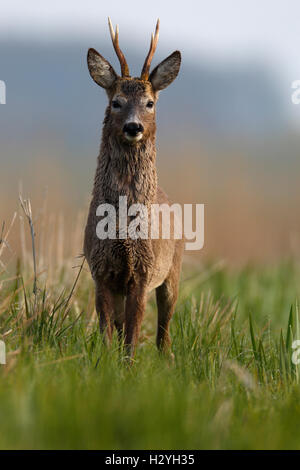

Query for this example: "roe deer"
[84,18,183,358]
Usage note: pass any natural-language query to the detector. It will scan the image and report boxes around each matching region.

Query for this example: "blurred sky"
[0,0,300,82]
[2,0,300,127]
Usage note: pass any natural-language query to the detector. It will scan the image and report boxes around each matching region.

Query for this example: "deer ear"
[87,48,118,89]
[149,51,181,91]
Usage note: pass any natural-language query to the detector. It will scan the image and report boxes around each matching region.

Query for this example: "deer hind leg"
[95,282,115,344]
[156,279,178,352]
[113,294,125,343]
[156,249,182,352]
[124,282,147,358]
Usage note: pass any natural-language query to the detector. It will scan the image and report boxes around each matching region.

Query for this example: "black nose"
[123,122,144,137]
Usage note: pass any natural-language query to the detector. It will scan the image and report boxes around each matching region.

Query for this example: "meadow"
[1,204,300,450]
[2,2,300,451]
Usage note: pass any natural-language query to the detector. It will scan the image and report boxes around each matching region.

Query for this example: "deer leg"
[156,281,177,352]
[113,294,125,343]
[124,283,146,358]
[156,249,181,352]
[95,282,115,344]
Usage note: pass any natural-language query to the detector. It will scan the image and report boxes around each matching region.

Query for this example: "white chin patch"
[124,133,143,143]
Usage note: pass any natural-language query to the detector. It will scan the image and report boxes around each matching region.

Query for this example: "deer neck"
[94,133,158,208]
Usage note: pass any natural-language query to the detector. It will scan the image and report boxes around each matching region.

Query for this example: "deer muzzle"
[123,122,144,142]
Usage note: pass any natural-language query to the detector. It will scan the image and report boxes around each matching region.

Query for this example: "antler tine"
[108,17,130,77]
[141,19,160,81]
[108,17,115,42]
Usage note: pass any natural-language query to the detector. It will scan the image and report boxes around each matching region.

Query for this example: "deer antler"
[108,17,130,77]
[141,19,160,81]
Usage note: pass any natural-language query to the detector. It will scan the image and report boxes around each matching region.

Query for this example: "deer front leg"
[124,282,146,358]
[95,282,115,344]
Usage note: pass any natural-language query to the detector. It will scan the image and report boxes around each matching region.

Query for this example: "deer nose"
[123,122,144,137]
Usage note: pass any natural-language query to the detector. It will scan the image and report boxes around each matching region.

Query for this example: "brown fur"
[84,33,183,357]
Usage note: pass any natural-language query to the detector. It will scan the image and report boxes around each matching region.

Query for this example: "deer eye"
[112,100,121,109]
[146,100,154,109]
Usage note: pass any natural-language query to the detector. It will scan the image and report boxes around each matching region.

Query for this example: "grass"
[1,253,300,449]
[1,201,300,449]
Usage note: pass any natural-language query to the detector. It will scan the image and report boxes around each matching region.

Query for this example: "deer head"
[87,18,181,144]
